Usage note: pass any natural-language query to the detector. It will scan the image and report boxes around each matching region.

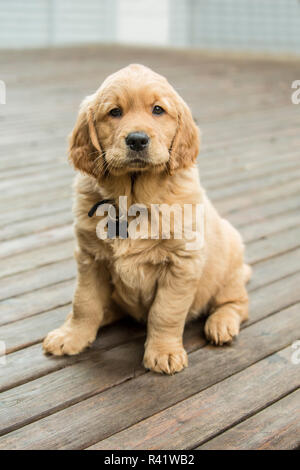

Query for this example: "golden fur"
[43,64,251,374]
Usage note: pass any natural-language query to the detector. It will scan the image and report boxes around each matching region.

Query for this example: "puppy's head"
[69,64,200,178]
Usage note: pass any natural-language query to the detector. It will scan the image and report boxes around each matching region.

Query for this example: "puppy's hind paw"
[204,310,240,346]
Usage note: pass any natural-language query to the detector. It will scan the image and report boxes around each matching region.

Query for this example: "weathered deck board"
[0,275,299,439]
[1,268,299,396]
[198,390,300,450]
[0,258,75,300]
[88,347,298,450]
[0,306,298,449]
[0,240,74,279]
[0,279,74,325]
[0,45,299,450]
[1,233,299,354]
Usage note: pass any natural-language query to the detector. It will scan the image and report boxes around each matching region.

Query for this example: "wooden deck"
[0,45,299,450]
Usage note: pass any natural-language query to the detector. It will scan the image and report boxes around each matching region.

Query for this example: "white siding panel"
[0,0,116,48]
[169,0,191,47]
[0,0,300,54]
[0,0,50,48]
[52,0,116,45]
[117,0,169,46]
[170,0,300,54]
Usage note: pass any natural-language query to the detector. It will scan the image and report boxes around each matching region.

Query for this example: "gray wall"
[1,0,300,54]
[0,0,116,48]
[170,0,300,54]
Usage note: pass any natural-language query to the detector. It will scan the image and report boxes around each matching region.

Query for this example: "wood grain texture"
[248,247,300,291]
[0,265,298,395]
[0,305,298,449]
[198,390,300,450]
[217,182,300,219]
[1,275,296,437]
[88,347,299,450]
[246,224,300,264]
[0,258,75,300]
[0,211,73,242]
[240,209,300,244]
[0,199,71,228]
[0,305,70,353]
[0,318,146,393]
[0,226,73,259]
[0,280,74,326]
[0,240,74,279]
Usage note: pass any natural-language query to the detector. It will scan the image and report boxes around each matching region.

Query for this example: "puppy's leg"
[43,249,117,356]
[204,267,249,346]
[144,265,197,375]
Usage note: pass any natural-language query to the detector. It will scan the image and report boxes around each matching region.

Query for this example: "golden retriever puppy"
[43,64,251,374]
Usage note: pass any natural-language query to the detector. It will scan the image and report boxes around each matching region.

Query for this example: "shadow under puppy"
[43,64,251,374]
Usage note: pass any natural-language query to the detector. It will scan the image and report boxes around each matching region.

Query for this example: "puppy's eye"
[152,105,165,115]
[109,107,122,117]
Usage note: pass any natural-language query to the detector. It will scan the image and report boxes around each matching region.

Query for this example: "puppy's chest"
[108,245,168,319]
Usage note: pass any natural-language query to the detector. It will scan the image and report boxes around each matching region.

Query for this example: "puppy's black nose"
[126,132,149,152]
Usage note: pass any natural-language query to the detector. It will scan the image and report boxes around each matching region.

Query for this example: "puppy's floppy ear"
[68,97,105,177]
[169,98,200,172]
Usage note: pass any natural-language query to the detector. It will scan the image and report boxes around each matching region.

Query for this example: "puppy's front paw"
[143,343,188,375]
[205,310,240,346]
[43,324,95,356]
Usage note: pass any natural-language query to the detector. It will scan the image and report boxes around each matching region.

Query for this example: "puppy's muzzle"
[125,132,149,153]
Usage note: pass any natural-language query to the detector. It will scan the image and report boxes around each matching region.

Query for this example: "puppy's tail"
[243,264,252,284]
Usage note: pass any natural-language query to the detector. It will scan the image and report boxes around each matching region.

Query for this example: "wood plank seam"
[0,302,298,439]
[85,344,299,450]
[2,308,297,449]
[195,389,300,450]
